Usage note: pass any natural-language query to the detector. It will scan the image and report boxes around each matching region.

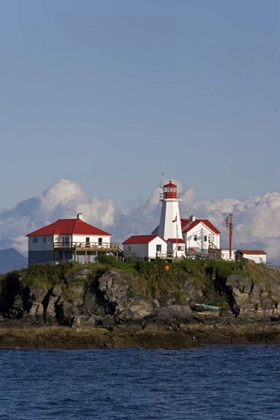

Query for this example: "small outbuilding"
[235,250,267,264]
[122,235,167,261]
[167,238,186,259]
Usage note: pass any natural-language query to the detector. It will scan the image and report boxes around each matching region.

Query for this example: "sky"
[0,1,280,261]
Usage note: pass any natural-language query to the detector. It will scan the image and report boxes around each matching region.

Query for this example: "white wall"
[221,249,236,261]
[167,241,185,258]
[157,200,183,240]
[52,234,111,245]
[242,253,267,264]
[29,233,112,252]
[148,237,168,258]
[184,223,220,251]
[123,237,167,260]
[71,234,111,245]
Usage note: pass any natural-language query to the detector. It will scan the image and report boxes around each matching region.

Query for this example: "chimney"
[190,215,195,222]
[77,213,83,221]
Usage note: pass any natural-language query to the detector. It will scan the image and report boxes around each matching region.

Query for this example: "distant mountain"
[0,248,28,274]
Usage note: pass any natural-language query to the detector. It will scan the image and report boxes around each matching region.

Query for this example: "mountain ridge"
[0,248,28,274]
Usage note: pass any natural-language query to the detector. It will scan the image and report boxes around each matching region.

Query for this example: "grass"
[1,258,279,314]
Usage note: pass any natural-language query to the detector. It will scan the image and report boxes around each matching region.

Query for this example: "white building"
[26,213,119,265]
[181,216,221,252]
[167,238,186,259]
[122,235,168,261]
[221,249,237,261]
[150,180,186,259]
[123,179,222,261]
[235,250,267,264]
[155,181,184,242]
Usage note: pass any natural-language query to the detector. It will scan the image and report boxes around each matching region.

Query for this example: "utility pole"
[225,214,233,260]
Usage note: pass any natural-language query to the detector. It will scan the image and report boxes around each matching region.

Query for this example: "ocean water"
[0,345,279,420]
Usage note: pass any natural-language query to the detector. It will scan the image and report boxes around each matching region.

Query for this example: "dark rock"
[51,285,62,297]
[65,269,93,284]
[158,305,192,320]
[182,279,204,305]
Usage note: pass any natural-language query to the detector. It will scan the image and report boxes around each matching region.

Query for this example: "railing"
[54,241,120,250]
[157,251,186,259]
[208,242,224,260]
[124,252,184,261]
[159,192,182,200]
[156,252,174,259]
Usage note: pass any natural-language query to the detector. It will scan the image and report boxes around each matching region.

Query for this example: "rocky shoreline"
[1,260,280,349]
[0,318,280,350]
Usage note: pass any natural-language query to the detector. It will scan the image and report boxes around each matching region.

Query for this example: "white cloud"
[0,179,280,263]
[0,179,115,254]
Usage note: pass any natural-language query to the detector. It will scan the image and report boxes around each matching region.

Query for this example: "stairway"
[208,242,224,260]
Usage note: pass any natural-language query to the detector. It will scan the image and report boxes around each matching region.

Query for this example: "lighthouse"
[157,181,183,241]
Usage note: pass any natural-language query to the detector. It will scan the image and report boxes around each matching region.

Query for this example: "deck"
[54,241,120,253]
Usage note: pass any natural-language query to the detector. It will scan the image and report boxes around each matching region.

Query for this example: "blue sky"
[1,0,279,210]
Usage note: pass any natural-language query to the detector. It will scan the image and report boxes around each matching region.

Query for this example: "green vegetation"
[1,258,279,313]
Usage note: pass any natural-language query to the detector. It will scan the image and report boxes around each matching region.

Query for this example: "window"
[43,237,47,243]
[63,236,70,245]
[32,237,38,243]
[156,244,162,252]
[85,237,90,245]
[194,235,197,241]
[98,238,102,246]
[204,236,208,242]
[178,246,183,251]
[128,246,131,252]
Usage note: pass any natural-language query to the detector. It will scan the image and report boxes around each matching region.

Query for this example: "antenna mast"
[225,214,233,260]
[160,172,165,189]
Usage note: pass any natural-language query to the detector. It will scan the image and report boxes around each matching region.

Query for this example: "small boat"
[192,303,221,312]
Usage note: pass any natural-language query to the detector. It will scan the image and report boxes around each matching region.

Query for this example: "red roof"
[236,250,267,255]
[168,238,185,244]
[27,219,111,237]
[181,218,221,235]
[164,181,177,188]
[122,235,166,245]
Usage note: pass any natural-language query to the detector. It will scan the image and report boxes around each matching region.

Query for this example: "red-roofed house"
[235,250,267,264]
[26,213,119,265]
[122,235,168,261]
[181,215,221,252]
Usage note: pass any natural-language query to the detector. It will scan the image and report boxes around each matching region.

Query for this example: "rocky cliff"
[0,259,280,347]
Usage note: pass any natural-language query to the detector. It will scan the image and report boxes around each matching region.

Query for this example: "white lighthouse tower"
[157,180,183,241]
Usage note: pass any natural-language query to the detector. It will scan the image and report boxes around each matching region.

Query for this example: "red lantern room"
[163,181,177,199]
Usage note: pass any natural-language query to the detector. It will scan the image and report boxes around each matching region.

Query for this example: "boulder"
[65,269,93,283]
[27,287,46,316]
[182,279,204,305]
[51,284,63,297]
[98,269,134,316]
[123,301,154,320]
[98,270,156,321]
[224,274,280,317]
[158,305,192,320]
[98,269,131,304]
[83,286,107,317]
[71,314,97,328]
[66,283,85,307]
